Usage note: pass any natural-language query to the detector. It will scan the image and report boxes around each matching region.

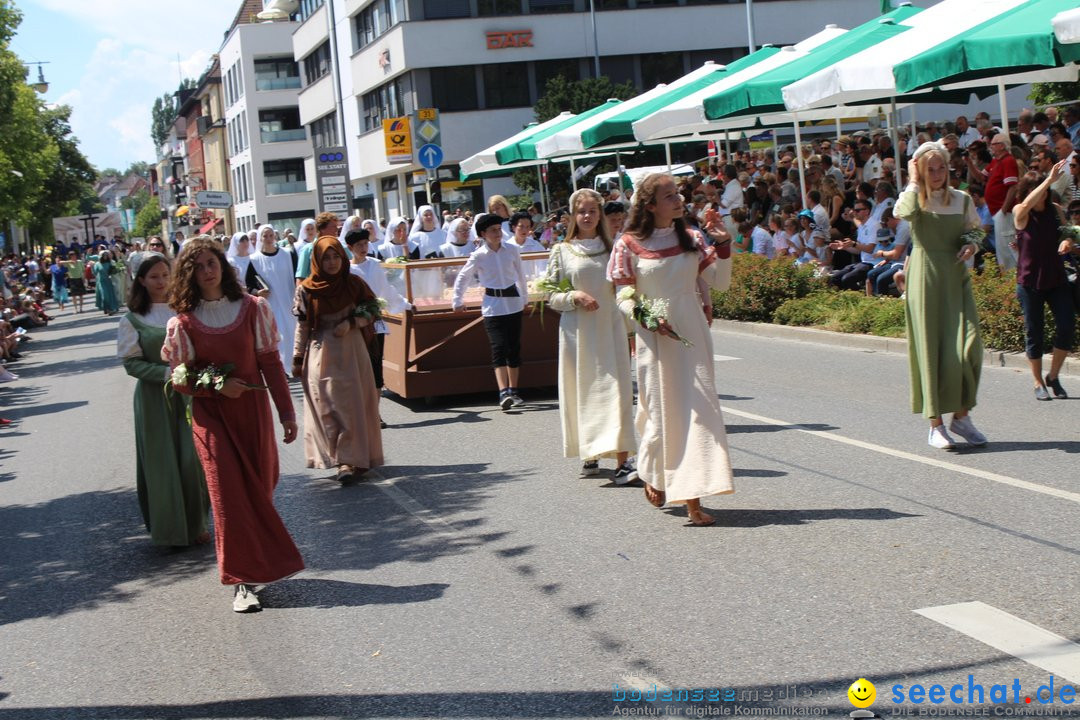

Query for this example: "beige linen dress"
[545,238,636,461]
[609,227,734,504]
[293,291,384,471]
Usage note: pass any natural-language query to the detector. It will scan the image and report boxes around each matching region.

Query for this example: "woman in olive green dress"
[896,142,987,450]
[116,253,210,546]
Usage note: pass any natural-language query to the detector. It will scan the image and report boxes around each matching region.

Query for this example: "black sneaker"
[581,460,600,477]
[613,460,639,485]
[1045,374,1068,399]
[509,393,525,407]
[499,393,513,411]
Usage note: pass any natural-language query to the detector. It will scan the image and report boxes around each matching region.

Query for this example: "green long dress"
[121,311,210,545]
[898,189,982,418]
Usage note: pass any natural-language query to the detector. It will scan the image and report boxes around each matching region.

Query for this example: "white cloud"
[22,0,240,170]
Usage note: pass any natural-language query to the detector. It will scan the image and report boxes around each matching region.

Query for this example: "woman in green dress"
[94,250,121,315]
[897,142,987,450]
[116,253,210,546]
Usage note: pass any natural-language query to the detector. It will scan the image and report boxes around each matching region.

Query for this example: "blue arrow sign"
[418,143,443,170]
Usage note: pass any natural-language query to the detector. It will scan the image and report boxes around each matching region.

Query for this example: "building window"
[302,41,332,86]
[478,0,522,15]
[254,58,300,91]
[259,107,305,143]
[310,112,340,148]
[534,59,580,95]
[599,55,635,85]
[264,159,307,196]
[298,0,325,22]
[360,74,414,133]
[423,0,469,19]
[430,67,478,112]
[528,0,574,12]
[356,0,404,50]
[596,0,629,8]
[482,63,530,109]
[640,51,685,87]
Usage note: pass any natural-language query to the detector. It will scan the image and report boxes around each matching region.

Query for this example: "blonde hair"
[564,188,612,251]
[487,194,510,215]
[914,144,953,208]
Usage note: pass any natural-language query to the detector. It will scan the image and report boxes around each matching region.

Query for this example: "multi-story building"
[288,0,907,222]
[190,56,235,237]
[222,8,314,234]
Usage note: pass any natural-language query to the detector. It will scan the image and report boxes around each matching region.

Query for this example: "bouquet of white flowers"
[616,286,693,347]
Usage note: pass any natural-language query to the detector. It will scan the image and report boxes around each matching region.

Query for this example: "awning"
[459,112,576,180]
[494,99,622,165]
[631,25,855,142]
[535,55,777,157]
[1055,7,1080,44]
[893,0,1080,94]
[199,217,223,235]
[782,0,1027,111]
[705,6,921,121]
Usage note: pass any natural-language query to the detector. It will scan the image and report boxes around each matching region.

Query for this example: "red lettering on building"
[486,30,533,50]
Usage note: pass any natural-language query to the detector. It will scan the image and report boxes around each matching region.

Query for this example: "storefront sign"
[486,30,533,50]
[314,146,352,218]
[383,117,412,164]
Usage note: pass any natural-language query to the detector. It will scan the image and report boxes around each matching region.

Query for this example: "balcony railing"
[260,128,307,143]
[265,180,308,195]
[255,76,302,91]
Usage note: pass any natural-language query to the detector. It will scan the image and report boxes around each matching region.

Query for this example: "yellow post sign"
[383,117,412,164]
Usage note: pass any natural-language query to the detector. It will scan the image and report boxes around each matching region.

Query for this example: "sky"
[10,0,242,173]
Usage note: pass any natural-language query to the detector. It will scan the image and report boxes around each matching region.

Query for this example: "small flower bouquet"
[530,275,573,324]
[354,297,388,322]
[383,256,409,265]
[616,286,693,347]
[1059,225,1080,242]
[168,362,265,394]
[960,227,988,249]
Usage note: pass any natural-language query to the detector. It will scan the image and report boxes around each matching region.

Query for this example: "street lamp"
[23,62,49,93]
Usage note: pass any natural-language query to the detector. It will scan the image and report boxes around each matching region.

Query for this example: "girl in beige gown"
[607,174,733,526]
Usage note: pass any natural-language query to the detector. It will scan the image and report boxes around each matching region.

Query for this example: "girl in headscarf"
[376,217,419,260]
[292,236,384,483]
[250,223,299,370]
[408,205,446,258]
[226,231,255,285]
[337,215,364,249]
[439,218,475,258]
[362,219,383,254]
[296,219,317,250]
[118,252,209,547]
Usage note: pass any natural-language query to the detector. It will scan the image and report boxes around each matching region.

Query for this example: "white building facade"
[222,19,315,234]
[290,0,923,222]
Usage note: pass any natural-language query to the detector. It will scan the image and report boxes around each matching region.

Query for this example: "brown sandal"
[644,484,665,508]
[687,509,716,527]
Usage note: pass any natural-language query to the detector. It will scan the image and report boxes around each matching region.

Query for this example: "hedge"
[712,253,1079,354]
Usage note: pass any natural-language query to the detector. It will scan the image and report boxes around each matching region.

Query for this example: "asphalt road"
[1,305,1078,720]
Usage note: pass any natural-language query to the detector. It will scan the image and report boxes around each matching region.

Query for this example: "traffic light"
[428,180,442,205]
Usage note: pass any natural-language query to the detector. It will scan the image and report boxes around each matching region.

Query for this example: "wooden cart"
[378,253,559,400]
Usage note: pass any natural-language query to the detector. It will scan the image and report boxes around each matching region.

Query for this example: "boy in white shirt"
[453,213,529,410]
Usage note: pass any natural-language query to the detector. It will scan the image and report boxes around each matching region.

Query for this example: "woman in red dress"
[162,237,304,613]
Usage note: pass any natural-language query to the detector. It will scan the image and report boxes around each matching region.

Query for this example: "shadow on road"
[663,506,919,528]
[0,488,212,627]
[260,578,449,609]
[726,422,840,434]
[10,354,119,379]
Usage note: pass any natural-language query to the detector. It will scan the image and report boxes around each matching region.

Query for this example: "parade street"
[2,307,1079,720]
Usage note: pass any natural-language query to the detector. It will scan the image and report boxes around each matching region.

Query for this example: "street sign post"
[195,190,233,209]
[314,146,352,219]
[413,108,442,211]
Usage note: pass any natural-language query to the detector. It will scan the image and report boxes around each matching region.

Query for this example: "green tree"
[120,187,150,212]
[1029,82,1080,108]
[150,79,196,149]
[512,75,637,200]
[134,195,163,238]
[27,104,97,243]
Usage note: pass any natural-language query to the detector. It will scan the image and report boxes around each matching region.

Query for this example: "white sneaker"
[0,368,17,382]
[928,425,957,450]
[232,583,261,613]
[949,415,987,446]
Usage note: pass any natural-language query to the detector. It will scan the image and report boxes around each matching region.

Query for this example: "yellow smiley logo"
[848,678,876,708]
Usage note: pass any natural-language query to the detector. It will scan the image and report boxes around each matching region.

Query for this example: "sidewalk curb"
[713,320,1080,379]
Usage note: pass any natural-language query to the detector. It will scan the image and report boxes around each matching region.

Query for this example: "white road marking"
[713,354,740,362]
[916,602,1080,685]
[720,406,1080,506]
